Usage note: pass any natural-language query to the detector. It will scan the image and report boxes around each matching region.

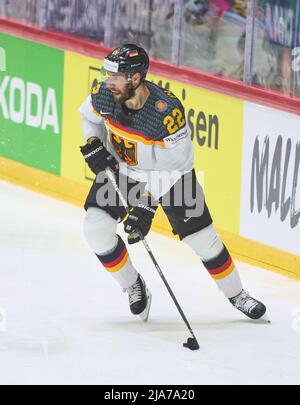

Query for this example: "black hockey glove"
[80,138,118,175]
[124,195,158,244]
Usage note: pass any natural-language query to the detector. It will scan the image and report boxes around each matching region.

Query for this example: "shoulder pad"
[91,81,114,115]
[161,87,179,101]
[91,79,101,95]
[160,99,186,138]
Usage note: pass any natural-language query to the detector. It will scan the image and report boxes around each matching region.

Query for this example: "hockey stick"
[105,168,200,351]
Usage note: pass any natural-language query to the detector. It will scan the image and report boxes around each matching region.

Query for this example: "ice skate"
[124,274,152,322]
[229,290,269,321]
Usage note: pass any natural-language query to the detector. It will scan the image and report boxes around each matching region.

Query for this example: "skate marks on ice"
[0,321,73,356]
[47,308,272,353]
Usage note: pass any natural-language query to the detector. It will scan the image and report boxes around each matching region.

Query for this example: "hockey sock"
[96,235,138,289]
[202,245,242,299]
[184,225,243,298]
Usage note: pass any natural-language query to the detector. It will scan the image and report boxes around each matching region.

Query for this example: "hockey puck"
[183,337,200,351]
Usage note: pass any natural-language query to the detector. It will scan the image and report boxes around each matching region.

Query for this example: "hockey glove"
[80,138,118,175]
[124,195,158,244]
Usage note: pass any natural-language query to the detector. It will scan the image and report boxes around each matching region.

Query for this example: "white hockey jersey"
[79,80,194,199]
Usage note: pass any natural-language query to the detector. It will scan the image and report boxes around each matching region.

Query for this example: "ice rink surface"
[0,179,300,385]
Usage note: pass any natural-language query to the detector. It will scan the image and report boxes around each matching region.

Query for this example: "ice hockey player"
[79,43,267,322]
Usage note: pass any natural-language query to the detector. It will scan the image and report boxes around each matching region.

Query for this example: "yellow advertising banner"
[61,51,100,186]
[147,74,244,235]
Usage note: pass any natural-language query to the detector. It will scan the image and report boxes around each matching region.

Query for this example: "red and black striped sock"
[96,235,129,273]
[96,235,138,289]
[202,246,235,280]
[202,245,242,298]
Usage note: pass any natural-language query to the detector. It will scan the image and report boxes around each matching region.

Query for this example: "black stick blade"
[183,337,200,351]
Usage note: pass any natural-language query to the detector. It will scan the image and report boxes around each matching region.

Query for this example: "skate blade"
[251,313,271,324]
[139,289,152,322]
[258,313,271,323]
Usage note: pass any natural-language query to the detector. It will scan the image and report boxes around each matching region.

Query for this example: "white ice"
[0,179,300,385]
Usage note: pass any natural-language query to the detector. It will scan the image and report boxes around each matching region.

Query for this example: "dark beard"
[115,82,136,104]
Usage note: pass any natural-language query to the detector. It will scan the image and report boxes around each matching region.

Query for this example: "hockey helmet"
[102,44,149,82]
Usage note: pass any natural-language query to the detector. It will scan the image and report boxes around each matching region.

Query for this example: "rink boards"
[0,31,299,279]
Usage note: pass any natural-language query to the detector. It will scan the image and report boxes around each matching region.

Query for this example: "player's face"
[106,72,133,103]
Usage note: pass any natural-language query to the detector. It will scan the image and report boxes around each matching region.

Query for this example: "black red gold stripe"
[105,118,165,147]
[97,236,129,273]
[203,246,235,280]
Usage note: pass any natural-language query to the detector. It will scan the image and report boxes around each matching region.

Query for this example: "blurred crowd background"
[1,0,299,98]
